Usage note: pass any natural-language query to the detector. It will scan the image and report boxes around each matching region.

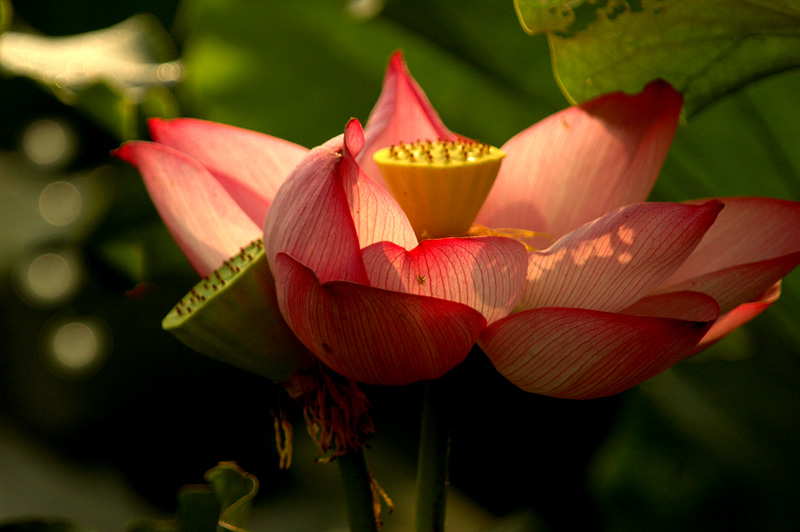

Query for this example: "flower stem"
[338,449,379,532]
[415,379,451,532]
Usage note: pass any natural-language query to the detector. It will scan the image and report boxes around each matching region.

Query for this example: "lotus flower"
[116,52,800,399]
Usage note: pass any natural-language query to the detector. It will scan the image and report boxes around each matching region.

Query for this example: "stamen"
[371,473,395,529]
[282,362,375,461]
[269,385,294,469]
[468,223,554,251]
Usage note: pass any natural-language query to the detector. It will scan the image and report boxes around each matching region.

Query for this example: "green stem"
[338,449,379,532]
[415,379,451,532]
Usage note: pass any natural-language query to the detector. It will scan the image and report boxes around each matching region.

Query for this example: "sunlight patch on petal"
[520,201,722,312]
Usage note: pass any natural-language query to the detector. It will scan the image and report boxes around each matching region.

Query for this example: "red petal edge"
[273,252,486,385]
[693,281,781,352]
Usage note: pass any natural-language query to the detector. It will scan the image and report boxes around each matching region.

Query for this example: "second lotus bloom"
[117,52,800,399]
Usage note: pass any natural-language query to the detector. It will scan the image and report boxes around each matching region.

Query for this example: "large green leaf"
[515,0,800,115]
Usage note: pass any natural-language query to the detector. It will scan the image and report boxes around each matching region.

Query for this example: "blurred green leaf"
[0,0,12,34]
[653,69,800,201]
[0,14,182,138]
[176,489,220,532]
[0,521,94,532]
[591,355,800,531]
[515,0,800,116]
[126,520,178,532]
[175,0,563,148]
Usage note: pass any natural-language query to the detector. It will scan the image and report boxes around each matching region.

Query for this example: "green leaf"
[514,0,800,116]
[204,462,259,532]
[514,0,576,33]
[125,463,258,532]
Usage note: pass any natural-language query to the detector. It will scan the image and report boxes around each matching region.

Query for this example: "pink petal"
[273,253,486,385]
[693,282,781,352]
[476,81,683,238]
[479,303,717,399]
[362,236,527,325]
[358,51,459,188]
[114,141,261,277]
[263,139,368,285]
[149,118,308,228]
[661,197,800,287]
[654,252,800,314]
[621,291,722,321]
[341,119,418,250]
[520,201,722,312]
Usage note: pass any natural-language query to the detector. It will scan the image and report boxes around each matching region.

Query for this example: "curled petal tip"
[146,116,168,135]
[110,143,131,162]
[389,49,405,65]
[344,118,366,154]
[706,198,725,209]
[643,79,683,101]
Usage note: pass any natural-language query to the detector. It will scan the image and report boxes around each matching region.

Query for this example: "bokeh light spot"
[28,253,72,299]
[53,322,97,369]
[14,251,82,307]
[22,118,77,168]
[39,181,82,226]
[43,318,109,377]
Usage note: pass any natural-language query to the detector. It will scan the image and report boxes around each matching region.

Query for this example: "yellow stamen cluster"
[383,139,498,166]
